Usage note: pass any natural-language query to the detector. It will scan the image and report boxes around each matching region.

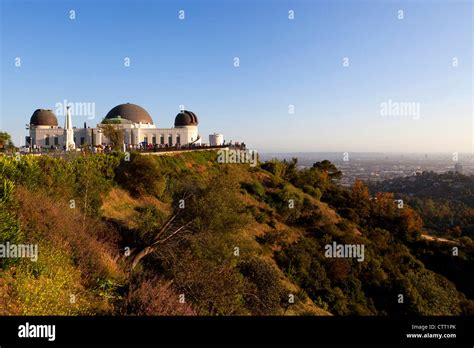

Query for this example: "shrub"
[121,277,195,315]
[238,257,287,315]
[11,243,107,315]
[241,181,265,198]
[166,251,247,315]
[133,205,166,245]
[0,179,23,269]
[402,270,462,315]
[260,160,286,178]
[115,153,166,198]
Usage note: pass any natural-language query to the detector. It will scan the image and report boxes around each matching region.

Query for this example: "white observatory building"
[26,103,210,150]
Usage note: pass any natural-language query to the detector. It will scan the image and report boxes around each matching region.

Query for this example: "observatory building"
[26,103,205,149]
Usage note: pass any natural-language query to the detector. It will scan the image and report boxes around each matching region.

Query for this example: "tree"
[351,180,371,220]
[293,167,331,193]
[115,153,166,198]
[282,157,298,181]
[0,132,14,151]
[99,124,124,151]
[312,160,342,180]
[126,173,250,271]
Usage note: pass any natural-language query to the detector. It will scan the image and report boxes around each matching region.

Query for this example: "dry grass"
[101,188,140,228]
[13,186,126,306]
[101,187,171,229]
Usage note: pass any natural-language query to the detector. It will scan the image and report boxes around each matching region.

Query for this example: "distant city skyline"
[1,0,472,153]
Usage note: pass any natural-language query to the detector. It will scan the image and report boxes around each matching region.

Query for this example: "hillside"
[0,151,473,316]
[370,172,474,239]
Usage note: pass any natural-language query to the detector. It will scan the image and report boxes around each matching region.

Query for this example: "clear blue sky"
[1,0,472,153]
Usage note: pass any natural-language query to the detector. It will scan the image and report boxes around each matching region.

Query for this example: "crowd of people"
[135,141,246,152]
[21,141,246,154]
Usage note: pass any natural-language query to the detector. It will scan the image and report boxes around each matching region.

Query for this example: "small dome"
[175,110,199,127]
[104,103,153,124]
[30,109,58,126]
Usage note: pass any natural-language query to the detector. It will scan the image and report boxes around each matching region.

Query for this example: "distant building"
[411,170,423,176]
[454,163,463,174]
[25,103,221,150]
[209,133,224,146]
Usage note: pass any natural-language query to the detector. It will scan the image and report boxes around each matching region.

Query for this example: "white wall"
[30,125,200,147]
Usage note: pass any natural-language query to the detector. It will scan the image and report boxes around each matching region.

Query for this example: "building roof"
[104,103,154,124]
[174,110,199,127]
[30,109,58,126]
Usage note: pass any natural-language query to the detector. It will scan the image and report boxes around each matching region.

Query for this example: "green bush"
[115,153,166,198]
[0,179,23,267]
[241,181,265,198]
[238,257,287,315]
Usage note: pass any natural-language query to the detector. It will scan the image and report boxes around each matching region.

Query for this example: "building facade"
[26,103,203,149]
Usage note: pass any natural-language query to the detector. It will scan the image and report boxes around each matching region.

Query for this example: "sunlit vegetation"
[0,151,472,316]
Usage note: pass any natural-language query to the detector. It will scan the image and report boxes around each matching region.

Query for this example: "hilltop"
[0,151,473,315]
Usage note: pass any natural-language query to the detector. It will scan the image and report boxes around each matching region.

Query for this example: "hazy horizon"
[1,0,472,153]
[260,151,474,155]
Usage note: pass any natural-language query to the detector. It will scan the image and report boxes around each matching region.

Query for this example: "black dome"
[175,110,199,127]
[104,103,153,124]
[30,109,58,126]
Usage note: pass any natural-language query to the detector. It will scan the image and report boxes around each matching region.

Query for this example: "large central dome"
[104,103,153,124]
